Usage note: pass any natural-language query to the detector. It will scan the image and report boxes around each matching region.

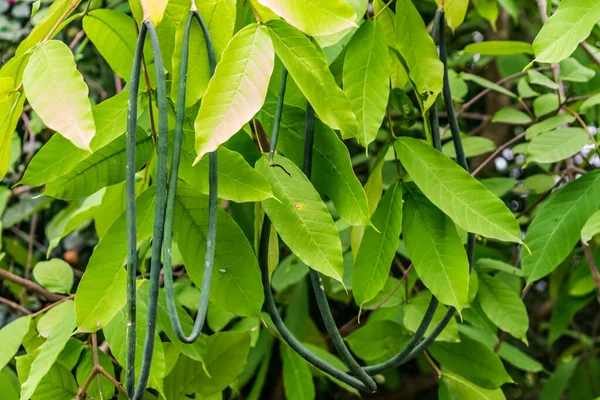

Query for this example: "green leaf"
[461,73,517,99]
[477,259,523,277]
[256,0,357,36]
[37,301,75,338]
[258,102,370,226]
[32,259,73,294]
[492,108,532,125]
[533,93,559,118]
[0,315,31,370]
[430,336,513,389]
[140,0,168,25]
[464,41,533,56]
[528,69,559,89]
[518,78,540,98]
[540,359,579,400]
[479,178,517,198]
[533,0,600,64]
[176,128,273,202]
[257,155,344,283]
[164,332,251,398]
[75,349,115,399]
[353,183,403,306]
[75,188,156,332]
[343,19,390,147]
[345,320,411,361]
[171,0,236,107]
[395,0,444,111]
[443,137,496,159]
[477,274,528,340]
[581,210,600,245]
[527,128,591,164]
[23,40,96,151]
[559,58,595,82]
[525,114,576,140]
[281,345,315,400]
[32,363,78,400]
[20,302,75,400]
[0,371,17,400]
[104,281,165,396]
[402,291,459,342]
[549,288,595,345]
[580,93,600,114]
[522,170,600,282]
[44,128,153,200]
[173,183,264,317]
[194,24,274,162]
[436,0,468,31]
[395,137,521,243]
[472,0,499,29]
[267,20,358,140]
[442,371,506,400]
[403,185,469,311]
[83,10,140,81]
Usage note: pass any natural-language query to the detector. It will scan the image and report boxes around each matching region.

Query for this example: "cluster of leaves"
[0,0,600,399]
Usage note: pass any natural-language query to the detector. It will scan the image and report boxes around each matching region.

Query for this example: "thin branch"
[32,294,75,317]
[471,132,525,177]
[43,0,81,42]
[21,213,39,304]
[0,268,65,302]
[0,296,31,314]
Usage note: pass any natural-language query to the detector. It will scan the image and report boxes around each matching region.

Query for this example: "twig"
[69,29,87,50]
[564,105,600,154]
[471,132,525,177]
[0,268,65,302]
[20,213,39,304]
[0,296,31,314]
[43,0,81,42]
[32,294,75,317]
[424,351,442,377]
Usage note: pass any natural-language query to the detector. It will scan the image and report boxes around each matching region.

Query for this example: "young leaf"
[343,19,390,148]
[256,155,344,283]
[464,41,533,55]
[395,0,443,110]
[442,137,496,159]
[352,183,403,307]
[461,73,517,98]
[525,114,576,140]
[492,108,532,125]
[267,20,358,140]
[533,0,600,64]
[23,40,96,151]
[441,371,506,400]
[140,0,168,25]
[478,274,528,341]
[533,93,559,118]
[32,259,74,294]
[172,184,264,317]
[473,0,499,29]
[436,0,469,31]
[528,69,559,90]
[256,0,357,36]
[194,24,274,162]
[527,128,591,164]
[403,186,470,312]
[581,210,600,245]
[522,170,600,282]
[15,0,74,56]
[395,137,522,243]
[558,58,595,82]
[0,315,31,370]
[259,102,370,226]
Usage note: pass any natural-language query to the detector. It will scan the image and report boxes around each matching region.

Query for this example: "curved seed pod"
[161,9,218,344]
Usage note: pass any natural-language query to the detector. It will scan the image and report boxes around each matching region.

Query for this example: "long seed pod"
[125,21,148,396]
[161,9,218,344]
[303,102,377,391]
[129,20,170,400]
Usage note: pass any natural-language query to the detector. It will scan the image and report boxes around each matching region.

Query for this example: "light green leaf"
[472,0,499,29]
[281,345,315,400]
[522,170,600,282]
[477,274,528,340]
[345,320,411,361]
[464,41,533,56]
[20,302,75,400]
[395,0,444,111]
[353,183,403,306]
[257,156,344,283]
[559,58,595,82]
[581,210,600,245]
[140,0,168,25]
[176,128,273,202]
[0,371,17,400]
[443,137,496,158]
[267,20,358,140]
[540,359,579,400]
[104,281,165,396]
[442,371,506,400]
[402,291,459,342]
[528,69,559,90]
[492,108,532,125]
[430,336,513,389]
[83,10,140,81]
[258,102,370,226]
[580,93,600,114]
[44,128,153,200]
[0,77,14,103]
[75,188,156,332]
[527,128,591,164]
[256,0,357,36]
[395,137,521,243]
[173,183,264,317]
[525,114,576,140]
[37,301,75,338]
[533,0,600,64]
[515,174,557,195]
[461,73,517,99]
[343,19,390,147]
[32,363,78,400]
[477,259,523,277]
[194,24,274,162]
[171,0,236,107]
[533,93,559,118]
[32,259,73,294]
[436,0,469,31]
[479,178,517,198]
[517,78,540,98]
[0,315,31,370]
[403,185,469,311]
[23,40,96,151]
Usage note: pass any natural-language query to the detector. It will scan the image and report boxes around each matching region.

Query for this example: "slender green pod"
[162,9,218,344]
[130,20,169,400]
[125,21,147,396]
[303,101,377,392]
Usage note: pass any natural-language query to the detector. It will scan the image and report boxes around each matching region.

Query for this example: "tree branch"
[0,268,65,302]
